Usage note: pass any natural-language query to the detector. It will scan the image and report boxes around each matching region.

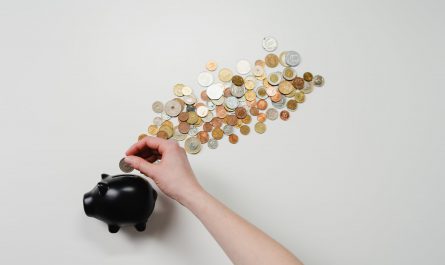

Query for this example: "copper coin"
[257,113,266,122]
[203,122,213,132]
[257,99,268,110]
[212,127,224,140]
[226,115,238,126]
[255,60,266,67]
[280,110,290,121]
[278,80,294,95]
[232,75,244,86]
[265,53,279,68]
[201,90,209,101]
[198,131,209,144]
[229,134,239,144]
[178,112,189,122]
[235,107,247,119]
[156,130,168,139]
[246,99,257,108]
[286,99,298,111]
[211,117,223,128]
[216,105,227,118]
[240,125,250,135]
[223,87,232,97]
[250,106,259,116]
[138,134,147,141]
[292,77,305,90]
[303,72,313,82]
[271,92,282,102]
[178,122,191,134]
[242,114,252,124]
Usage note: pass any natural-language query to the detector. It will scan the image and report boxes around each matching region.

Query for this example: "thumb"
[124,156,159,180]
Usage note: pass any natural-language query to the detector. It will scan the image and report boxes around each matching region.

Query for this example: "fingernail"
[124,156,133,164]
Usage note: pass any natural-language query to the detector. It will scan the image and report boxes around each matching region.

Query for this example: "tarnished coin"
[262,36,278,52]
[303,72,313,82]
[212,127,224,140]
[207,83,224,100]
[285,51,301,67]
[173,83,185,97]
[156,130,168,139]
[181,86,193,96]
[313,75,325,87]
[164,100,182,117]
[232,75,244,86]
[218,68,233,82]
[236,60,251,75]
[229,134,239,144]
[240,125,250,135]
[292,77,305,90]
[278,80,294,95]
[266,108,279,120]
[280,110,290,121]
[197,72,214,87]
[206,60,218,71]
[235,107,247,119]
[286,99,298,111]
[295,91,305,103]
[119,158,134,173]
[254,122,266,134]
[208,138,218,149]
[184,137,202,154]
[152,101,164,113]
[196,105,209,117]
[265,53,279,68]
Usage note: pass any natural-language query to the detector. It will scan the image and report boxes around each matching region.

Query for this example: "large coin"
[197,72,214,87]
[207,83,224,100]
[236,60,251,75]
[285,51,301,67]
[119,158,134,173]
[218,68,233,82]
[184,137,202,154]
[164,100,182,117]
[262,36,278,52]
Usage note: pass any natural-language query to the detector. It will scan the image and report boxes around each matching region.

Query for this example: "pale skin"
[124,136,304,265]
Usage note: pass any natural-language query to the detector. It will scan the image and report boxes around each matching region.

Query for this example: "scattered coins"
[120,36,325,167]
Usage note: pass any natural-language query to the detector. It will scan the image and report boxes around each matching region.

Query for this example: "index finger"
[125,136,169,156]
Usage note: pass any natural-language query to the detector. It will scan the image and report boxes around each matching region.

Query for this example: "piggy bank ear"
[97,182,109,196]
[101,173,109,179]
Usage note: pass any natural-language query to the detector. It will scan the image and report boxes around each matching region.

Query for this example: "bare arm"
[125,136,303,265]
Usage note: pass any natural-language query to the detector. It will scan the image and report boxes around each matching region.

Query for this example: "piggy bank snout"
[83,192,95,217]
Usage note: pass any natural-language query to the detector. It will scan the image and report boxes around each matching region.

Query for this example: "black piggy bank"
[83,173,157,233]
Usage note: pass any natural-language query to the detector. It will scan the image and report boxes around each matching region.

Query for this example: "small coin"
[242,114,252,124]
[164,100,182,117]
[208,138,218,149]
[262,36,278,52]
[197,72,214,87]
[257,113,266,122]
[291,77,305,90]
[265,53,279,68]
[303,72,313,82]
[203,122,213,132]
[211,117,223,128]
[285,51,301,67]
[313,75,325,87]
[206,60,218,71]
[196,105,209,117]
[240,125,250,135]
[212,127,224,140]
[278,80,294,95]
[119,158,134,173]
[250,106,259,116]
[267,72,282,86]
[272,95,286,109]
[301,81,314,94]
[253,65,264,77]
[201,90,209,101]
[231,85,245,98]
[153,116,163,126]
[225,96,239,110]
[256,86,268,99]
[244,79,256,90]
[148,124,159,135]
[202,111,213,122]
[232,75,244,86]
[295,92,305,103]
[187,111,199,124]
[266,86,277,97]
[182,86,193,96]
[226,115,238,126]
[152,101,164,113]
[245,90,256,101]
[236,60,251,75]
[138,133,147,141]
[279,51,289,67]
[235,107,247,119]
[172,126,188,141]
[216,105,227,118]
[286,99,298,111]
[266,108,279,120]
[156,130,168,139]
[188,126,199,136]
[280,110,290,121]
[178,122,191,134]
[257,99,268,110]
[198,131,209,144]
[283,67,296,80]
[218,68,233,82]
[229,134,239,144]
[178,112,189,122]
[254,122,266,134]
[223,124,234,135]
[207,83,224,100]
[159,125,173,138]
[184,137,202,154]
[173,83,185,97]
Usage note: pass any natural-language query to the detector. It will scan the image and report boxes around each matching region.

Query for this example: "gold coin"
[257,113,266,122]
[212,127,224,140]
[232,75,244,86]
[255,60,266,67]
[206,60,218,71]
[245,80,255,90]
[240,125,250,135]
[182,86,193,96]
[245,90,256,101]
[242,114,252,124]
[283,67,296,80]
[286,88,297,98]
[292,77,305,90]
[147,125,158,135]
[236,118,243,128]
[278,80,294,95]
[162,120,174,128]
[295,92,305,103]
[229,134,239,144]
[138,133,147,141]
[156,130,168,139]
[303,72,313,82]
[187,111,199,124]
[265,53,279,68]
[286,99,298,111]
[254,122,266,134]
[218,68,233,82]
[173,83,184,97]
[159,125,173,138]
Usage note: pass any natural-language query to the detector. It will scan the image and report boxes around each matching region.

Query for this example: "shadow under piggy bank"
[83,173,157,233]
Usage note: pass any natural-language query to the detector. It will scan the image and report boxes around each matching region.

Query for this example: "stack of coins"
[127,36,325,162]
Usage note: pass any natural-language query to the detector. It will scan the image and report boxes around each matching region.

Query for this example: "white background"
[0,0,444,264]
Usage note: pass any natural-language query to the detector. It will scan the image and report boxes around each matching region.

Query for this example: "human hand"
[124,136,204,205]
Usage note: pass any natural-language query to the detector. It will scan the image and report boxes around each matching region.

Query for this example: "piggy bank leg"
[108,224,120,233]
[135,222,146,232]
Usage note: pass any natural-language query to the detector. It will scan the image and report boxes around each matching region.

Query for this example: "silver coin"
[183,95,197,105]
[207,83,224,100]
[164,100,182,117]
[196,105,209,117]
[119,158,134,173]
[223,125,234,135]
[186,105,196,112]
[272,96,286,109]
[236,60,251,75]
[301,81,314,94]
[231,85,245,98]
[188,126,199,136]
[266,108,279,120]
[202,111,214,122]
[207,101,216,110]
[152,101,164,113]
[153,116,163,126]
[172,126,187,141]
[285,51,301,67]
[225,96,239,110]
[161,112,171,120]
[207,139,218,149]
[212,96,225,106]
[313,75,325,87]
[197,72,214,87]
[262,36,278,52]
[184,137,202,154]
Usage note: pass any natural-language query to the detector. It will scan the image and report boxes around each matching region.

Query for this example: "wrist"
[177,185,209,211]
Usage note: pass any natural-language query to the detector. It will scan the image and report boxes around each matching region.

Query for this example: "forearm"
[180,189,303,265]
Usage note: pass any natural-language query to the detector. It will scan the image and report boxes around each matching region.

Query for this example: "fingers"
[124,156,158,179]
[126,136,169,156]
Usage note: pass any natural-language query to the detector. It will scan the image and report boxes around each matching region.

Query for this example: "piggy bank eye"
[97,182,109,196]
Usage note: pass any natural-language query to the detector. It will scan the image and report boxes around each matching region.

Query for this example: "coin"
[280,110,290,121]
[138,134,147,141]
[229,134,239,144]
[208,138,218,149]
[197,72,214,87]
[266,108,278,120]
[295,92,305,103]
[206,60,218,71]
[267,72,282,86]
[285,51,301,67]
[182,86,193,96]
[148,124,159,135]
[226,115,238,126]
[202,111,213,122]
[156,130,168,139]
[178,112,189,122]
[178,122,190,134]
[303,72,313,82]
[201,90,209,101]
[266,86,277,97]
[257,113,266,122]
[159,125,173,138]
[250,106,259,116]
[232,75,244,86]
[218,68,233,82]
[184,137,202,154]
[240,125,250,135]
[211,117,223,128]
[197,131,209,143]
[278,80,294,95]
[279,51,289,67]
[291,77,305,90]
[256,86,268,99]
[286,99,298,111]
[152,101,164,113]
[188,126,199,136]
[254,122,266,134]
[216,105,227,118]
[272,95,286,109]
[223,124,234,135]
[235,107,247,119]
[164,100,182,117]
[265,53,279,68]
[257,99,268,110]
[301,81,314,94]
[245,90,256,101]
[207,83,224,100]
[283,67,296,80]
[203,122,213,132]
[244,79,256,90]
[196,105,209,117]
[173,83,184,97]
[262,36,278,52]
[225,96,239,109]
[253,65,264,77]
[236,60,251,75]
[172,126,188,141]
[242,114,252,124]
[212,127,224,140]
[119,158,134,173]
[153,116,163,126]
[313,75,325,87]
[231,85,245,98]
[187,111,199,124]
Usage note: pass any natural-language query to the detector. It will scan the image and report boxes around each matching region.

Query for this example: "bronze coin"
[250,106,259,116]
[224,87,232,97]
[216,105,227,118]
[257,113,266,122]
[270,92,282,102]
[178,112,189,122]
[286,99,298,111]
[156,130,168,139]
[138,134,147,141]
[265,53,279,68]
[212,127,224,140]
[200,90,209,101]
[211,117,223,128]
[240,125,250,135]
[235,107,247,119]
[232,75,244,86]
[303,72,313,82]
[242,114,252,124]
[257,99,268,110]
[226,115,238,126]
[178,122,191,134]
[198,131,209,144]
[292,77,305,90]
[280,110,290,121]
[203,122,213,132]
[229,134,239,144]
